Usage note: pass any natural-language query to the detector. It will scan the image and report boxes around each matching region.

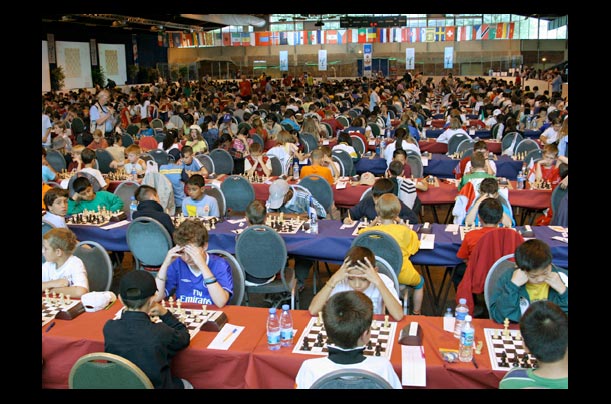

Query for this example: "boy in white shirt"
[42,228,89,298]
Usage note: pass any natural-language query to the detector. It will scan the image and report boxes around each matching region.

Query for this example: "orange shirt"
[42,183,52,210]
[299,164,334,185]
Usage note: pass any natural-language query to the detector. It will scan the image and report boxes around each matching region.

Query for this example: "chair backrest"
[350,135,366,155]
[237,122,252,133]
[299,174,334,215]
[515,138,540,156]
[332,155,346,177]
[209,149,234,175]
[332,149,354,177]
[150,118,164,130]
[46,149,67,172]
[524,149,543,166]
[207,249,245,306]
[147,149,170,166]
[73,240,113,292]
[483,253,517,319]
[374,256,401,296]
[195,153,216,175]
[320,122,334,138]
[336,115,350,128]
[299,132,319,154]
[67,172,102,198]
[42,220,56,263]
[126,124,140,136]
[204,183,227,217]
[348,109,359,119]
[267,155,283,176]
[154,132,166,144]
[448,133,471,155]
[251,133,265,148]
[220,175,256,214]
[95,149,115,174]
[351,230,403,276]
[235,225,287,279]
[406,154,424,178]
[456,139,475,156]
[126,216,174,268]
[69,352,154,389]
[113,180,140,216]
[45,181,62,188]
[501,132,523,155]
[70,117,85,135]
[121,134,134,147]
[551,184,568,214]
[309,368,393,389]
[368,122,381,137]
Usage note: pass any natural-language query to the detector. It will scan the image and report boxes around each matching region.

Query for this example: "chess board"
[292,317,397,358]
[42,298,85,327]
[172,215,219,230]
[351,221,370,236]
[264,217,305,234]
[459,225,482,241]
[114,306,227,339]
[66,209,126,226]
[484,328,538,371]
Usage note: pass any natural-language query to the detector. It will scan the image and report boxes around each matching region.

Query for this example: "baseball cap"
[223,113,232,123]
[189,124,202,134]
[492,109,502,117]
[119,270,158,301]
[268,179,290,209]
[81,291,117,312]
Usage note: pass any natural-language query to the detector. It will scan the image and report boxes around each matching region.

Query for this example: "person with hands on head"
[154,219,233,307]
[244,142,272,177]
[489,239,568,324]
[308,246,404,321]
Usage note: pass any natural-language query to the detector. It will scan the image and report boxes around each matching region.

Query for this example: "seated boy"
[295,290,402,389]
[181,145,209,178]
[182,174,220,218]
[458,152,495,191]
[244,142,272,178]
[79,148,108,190]
[42,228,89,298]
[358,193,423,315]
[67,176,124,215]
[489,239,568,324]
[499,300,568,389]
[155,219,233,307]
[345,178,419,224]
[133,184,175,236]
[121,144,147,176]
[308,246,403,321]
[454,177,514,227]
[43,187,69,228]
[386,160,427,211]
[534,143,562,188]
[299,149,334,185]
[103,270,192,389]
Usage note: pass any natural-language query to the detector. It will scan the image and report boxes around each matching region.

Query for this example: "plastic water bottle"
[453,298,469,339]
[129,196,138,220]
[309,196,319,234]
[380,137,386,158]
[516,171,525,190]
[444,307,453,320]
[293,161,300,180]
[267,307,281,351]
[279,304,294,347]
[459,315,474,362]
[131,166,138,182]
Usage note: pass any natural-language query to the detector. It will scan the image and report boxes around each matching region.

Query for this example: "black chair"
[195,154,215,175]
[150,118,164,130]
[550,186,568,227]
[267,155,283,176]
[237,122,252,133]
[126,124,140,137]
[209,149,234,175]
[126,217,173,274]
[309,368,393,389]
[154,132,166,144]
[299,174,334,219]
[332,149,354,177]
[220,175,255,215]
[147,149,170,166]
[406,154,424,178]
[121,134,134,147]
[368,123,381,137]
[204,184,227,218]
[299,133,319,153]
[523,149,542,166]
[336,116,350,128]
[73,240,113,292]
[207,249,245,306]
[514,139,540,156]
[69,352,153,389]
[551,184,568,218]
[448,133,471,155]
[46,149,67,172]
[235,225,298,309]
[95,149,115,174]
[251,133,265,149]
[113,180,140,217]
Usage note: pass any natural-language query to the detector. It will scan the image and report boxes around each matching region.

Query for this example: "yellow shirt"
[525,282,550,302]
[359,224,421,286]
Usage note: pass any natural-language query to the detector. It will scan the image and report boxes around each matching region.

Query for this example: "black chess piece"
[375,345,382,356]
[367,340,373,350]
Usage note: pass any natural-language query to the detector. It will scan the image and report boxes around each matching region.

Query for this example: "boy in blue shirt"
[182,174,220,218]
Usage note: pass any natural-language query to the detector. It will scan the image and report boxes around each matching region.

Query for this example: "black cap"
[120,271,158,300]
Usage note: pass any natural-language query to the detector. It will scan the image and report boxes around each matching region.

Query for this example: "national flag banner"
[231,32,241,46]
[378,28,388,43]
[163,33,169,48]
[366,28,377,42]
[306,31,315,45]
[298,31,306,45]
[476,24,490,40]
[363,43,373,78]
[279,50,289,71]
[458,25,473,41]
[337,29,348,44]
[318,49,327,71]
[192,33,199,46]
[422,27,435,42]
[444,46,454,68]
[405,48,415,70]
[287,31,296,46]
[358,28,367,43]
[496,23,506,39]
[279,31,289,45]
[407,27,419,42]
[527,158,536,184]
[243,32,252,46]
[157,33,164,47]
[488,25,497,40]
[316,30,322,45]
[508,22,515,39]
[255,32,270,46]
[222,32,231,46]
[325,30,338,44]
[171,33,181,48]
[196,32,204,46]
[270,32,280,45]
[214,32,222,46]
[434,27,446,42]
[445,26,455,42]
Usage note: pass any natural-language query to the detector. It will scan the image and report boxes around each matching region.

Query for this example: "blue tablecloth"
[354,157,388,176]
[69,221,567,268]
[424,129,491,139]
[423,154,523,180]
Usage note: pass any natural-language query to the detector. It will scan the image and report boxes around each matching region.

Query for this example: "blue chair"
[350,135,366,156]
[501,132,523,155]
[267,155,283,176]
[121,134,134,147]
[448,133,472,155]
[126,124,140,137]
[220,175,255,215]
[514,138,540,156]
[46,149,67,172]
[207,249,245,306]
[113,180,140,217]
[73,240,113,292]
[70,117,85,135]
[332,149,354,177]
[209,149,234,175]
[147,149,170,166]
[95,149,115,174]
[299,174,334,219]
[126,217,173,274]
[195,154,215,175]
[42,220,56,263]
[309,368,393,389]
[251,133,265,149]
[205,184,227,218]
[299,133,319,153]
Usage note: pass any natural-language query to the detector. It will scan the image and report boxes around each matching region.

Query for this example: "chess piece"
[66,295,71,304]
[515,330,522,340]
[475,341,483,355]
[45,289,50,303]
[384,315,389,328]
[316,312,323,326]
[202,304,208,315]
[168,296,174,309]
[503,318,510,337]
[161,300,166,307]
[493,329,499,339]
[375,345,382,356]
[367,340,373,349]
[176,300,182,313]
[301,337,311,351]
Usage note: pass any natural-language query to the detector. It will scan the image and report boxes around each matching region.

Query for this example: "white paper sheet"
[101,220,130,230]
[419,233,435,249]
[227,218,247,224]
[445,224,459,233]
[335,181,348,190]
[207,324,244,350]
[401,345,426,386]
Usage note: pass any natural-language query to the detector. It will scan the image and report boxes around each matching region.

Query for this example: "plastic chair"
[523,149,542,166]
[147,149,170,166]
[204,183,227,218]
[514,138,540,156]
[237,122,252,133]
[126,124,140,137]
[69,352,153,389]
[209,149,234,175]
[70,117,85,135]
[456,139,475,156]
[150,118,164,130]
[113,180,140,217]
[195,154,215,175]
[220,175,255,215]
[550,185,568,227]
[95,149,115,174]
[207,249,245,306]
[73,240,113,292]
[448,133,472,155]
[267,155,283,176]
[126,217,173,274]
[121,134,134,147]
[154,132,166,144]
[332,149,354,177]
[368,123,381,137]
[251,133,265,149]
[336,116,350,128]
[320,122,333,138]
[299,174,334,219]
[350,135,366,156]
[235,225,298,309]
[501,132,523,155]
[359,187,372,202]
[351,230,403,278]
[406,154,423,178]
[332,155,346,177]
[299,133,319,153]
[309,368,393,389]
[45,149,67,172]
[483,253,517,319]
[374,256,401,297]
[42,220,56,263]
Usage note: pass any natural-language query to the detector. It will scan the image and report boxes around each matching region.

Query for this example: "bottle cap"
[459,298,467,304]
[282,304,290,311]
[269,307,276,314]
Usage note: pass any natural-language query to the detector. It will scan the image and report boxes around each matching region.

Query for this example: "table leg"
[421,265,439,315]
[421,265,457,316]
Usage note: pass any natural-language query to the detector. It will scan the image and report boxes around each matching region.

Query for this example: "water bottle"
[129,196,138,220]
[131,166,138,182]
[517,171,525,190]
[380,137,386,158]
[279,304,294,347]
[293,161,300,180]
[453,298,469,339]
[309,196,319,234]
[458,315,474,362]
[266,307,281,351]
[444,307,453,320]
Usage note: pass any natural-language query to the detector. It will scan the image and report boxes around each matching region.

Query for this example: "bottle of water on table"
[453,298,469,339]
[280,304,294,347]
[459,315,474,362]
[267,307,281,351]
[293,161,300,180]
[129,196,138,220]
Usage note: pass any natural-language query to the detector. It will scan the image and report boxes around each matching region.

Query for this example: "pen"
[472,357,479,369]
[45,322,56,333]
[420,345,425,359]
[222,328,238,343]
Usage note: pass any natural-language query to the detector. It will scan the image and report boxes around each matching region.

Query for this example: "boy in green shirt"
[68,176,124,215]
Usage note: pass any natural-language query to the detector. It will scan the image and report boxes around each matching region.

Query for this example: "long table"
[424,154,524,180]
[42,303,519,389]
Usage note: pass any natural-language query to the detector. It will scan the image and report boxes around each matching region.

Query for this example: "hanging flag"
[366,28,377,42]
[496,23,506,39]
[270,32,280,45]
[351,29,359,43]
[527,158,536,184]
[405,48,415,70]
[378,28,387,43]
[325,30,338,44]
[222,32,231,46]
[358,28,367,43]
[363,43,372,78]
[287,31,296,46]
[255,32,270,46]
[163,33,169,48]
[408,28,419,43]
[444,46,454,69]
[231,32,241,46]
[476,24,489,40]
[434,27,446,42]
[279,50,289,71]
[445,26,455,42]
[423,27,435,42]
[171,33,181,48]
[279,32,289,45]
[488,25,497,39]
[318,49,327,71]
[508,22,515,39]
[337,29,348,44]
